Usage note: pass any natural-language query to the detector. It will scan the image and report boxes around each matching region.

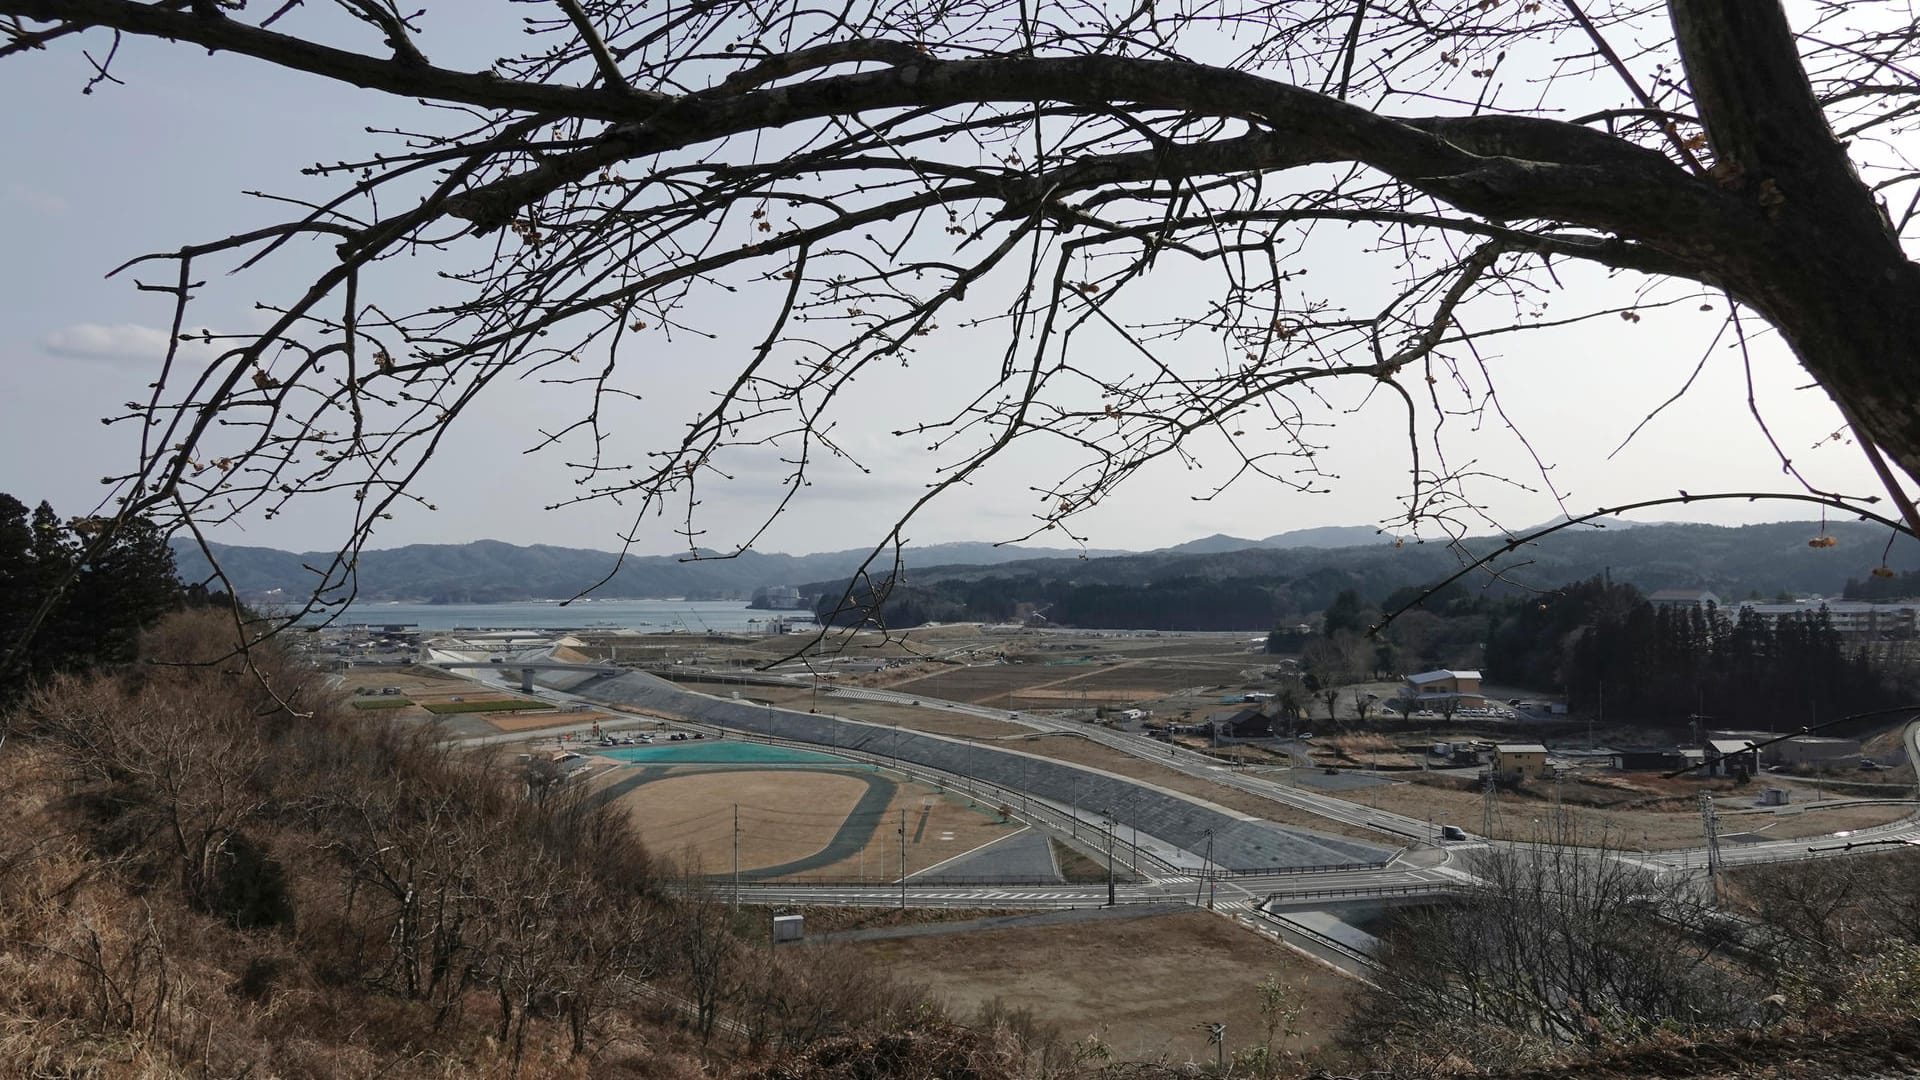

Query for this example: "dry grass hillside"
[0,612,1070,1079]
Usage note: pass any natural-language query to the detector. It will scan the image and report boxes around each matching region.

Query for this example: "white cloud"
[40,322,175,365]
[6,181,67,216]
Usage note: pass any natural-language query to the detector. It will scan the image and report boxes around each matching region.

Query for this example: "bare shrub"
[1344,814,1769,1071]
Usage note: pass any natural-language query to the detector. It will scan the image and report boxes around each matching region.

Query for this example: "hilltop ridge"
[172,519,1920,610]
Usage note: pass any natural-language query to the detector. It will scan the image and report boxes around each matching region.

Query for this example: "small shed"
[1612,748,1686,772]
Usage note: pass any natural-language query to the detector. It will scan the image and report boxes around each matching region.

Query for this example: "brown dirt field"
[886,665,1101,704]
[487,710,615,732]
[605,767,1018,881]
[1047,662,1243,694]
[1012,687,1159,703]
[669,679,1034,740]
[1321,780,1914,848]
[611,768,872,873]
[337,668,464,694]
[644,681,1394,846]
[877,655,1247,705]
[847,910,1357,1067]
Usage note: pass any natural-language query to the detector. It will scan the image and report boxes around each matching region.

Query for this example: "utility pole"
[1203,831,1216,910]
[1129,791,1140,866]
[1699,792,1724,902]
[898,808,908,910]
[1482,767,1496,837]
[1194,829,1212,907]
[1103,810,1116,907]
[732,804,741,908]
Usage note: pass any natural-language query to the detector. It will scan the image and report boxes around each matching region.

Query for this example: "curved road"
[435,650,1920,922]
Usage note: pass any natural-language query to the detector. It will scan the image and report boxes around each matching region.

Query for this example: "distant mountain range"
[170,537,1127,605]
[172,519,1920,609]
[1160,525,1388,553]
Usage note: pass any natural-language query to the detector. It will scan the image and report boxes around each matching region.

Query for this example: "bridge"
[428,659,623,692]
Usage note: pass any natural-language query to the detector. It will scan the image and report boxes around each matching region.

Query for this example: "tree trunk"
[1669,0,1920,493]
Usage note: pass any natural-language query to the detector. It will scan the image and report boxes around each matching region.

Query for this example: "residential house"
[1206,704,1276,740]
[1704,738,1761,778]
[1493,743,1550,783]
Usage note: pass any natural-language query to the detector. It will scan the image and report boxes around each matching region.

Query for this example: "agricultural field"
[845,909,1357,1068]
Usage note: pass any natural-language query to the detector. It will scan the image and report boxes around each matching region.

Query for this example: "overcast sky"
[0,9,1892,559]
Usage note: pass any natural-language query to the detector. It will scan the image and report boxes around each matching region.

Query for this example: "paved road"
[830,685,1444,841]
[430,652,1919,936]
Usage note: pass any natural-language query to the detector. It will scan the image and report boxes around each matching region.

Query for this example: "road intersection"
[432,649,1919,975]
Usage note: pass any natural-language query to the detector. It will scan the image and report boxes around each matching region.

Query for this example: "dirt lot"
[487,709,616,732]
[886,656,1249,706]
[602,766,1019,881]
[337,665,465,693]
[1322,775,1915,847]
[647,679,1394,846]
[846,910,1357,1068]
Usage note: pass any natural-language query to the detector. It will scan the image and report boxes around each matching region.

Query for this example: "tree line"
[1253,577,1907,736]
[1484,578,1906,731]
[0,492,215,695]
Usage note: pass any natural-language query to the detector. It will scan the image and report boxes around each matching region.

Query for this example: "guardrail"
[1240,908,1380,974]
[1197,860,1392,881]
[1263,882,1458,903]
[721,876,1098,883]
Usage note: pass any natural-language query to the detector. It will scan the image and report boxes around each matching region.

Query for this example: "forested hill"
[805,520,1920,631]
[175,518,1920,611]
[168,537,1124,603]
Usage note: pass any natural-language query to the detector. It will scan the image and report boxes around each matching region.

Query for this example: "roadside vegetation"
[1343,816,1920,1075]
[418,697,558,715]
[347,695,416,710]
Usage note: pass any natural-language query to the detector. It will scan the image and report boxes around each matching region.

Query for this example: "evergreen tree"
[0,495,183,692]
